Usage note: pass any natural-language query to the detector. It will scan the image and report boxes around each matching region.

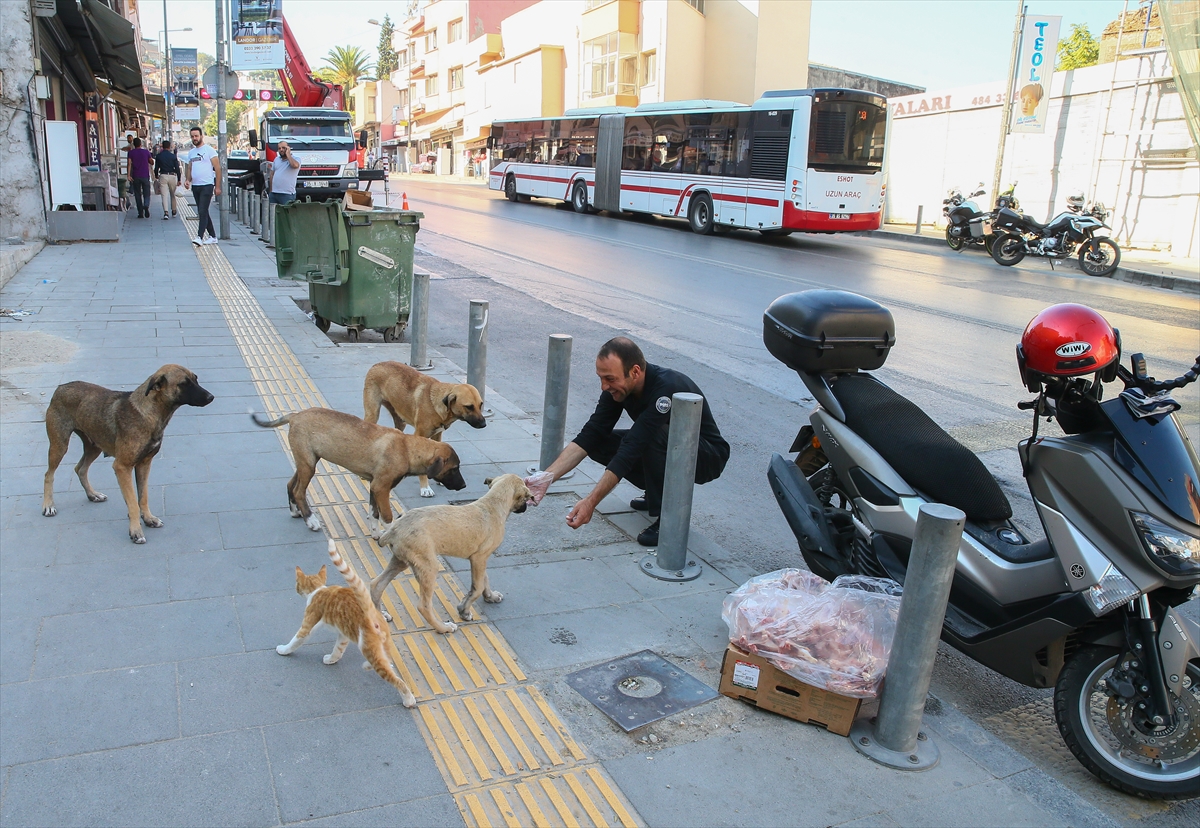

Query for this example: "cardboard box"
[719,644,861,736]
[342,190,373,211]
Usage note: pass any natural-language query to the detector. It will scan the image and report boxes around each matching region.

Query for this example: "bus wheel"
[505,175,518,202]
[571,181,590,214]
[688,194,715,235]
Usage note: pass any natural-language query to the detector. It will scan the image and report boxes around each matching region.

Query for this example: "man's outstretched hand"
[566,498,595,529]
[523,471,554,505]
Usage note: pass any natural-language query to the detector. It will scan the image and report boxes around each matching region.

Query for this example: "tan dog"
[362,361,486,498]
[371,474,532,634]
[251,407,467,532]
[43,365,215,543]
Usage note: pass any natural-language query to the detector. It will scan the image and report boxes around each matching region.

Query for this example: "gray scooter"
[764,289,1200,799]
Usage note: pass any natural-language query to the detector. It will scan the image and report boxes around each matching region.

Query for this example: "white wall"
[885,55,1198,258]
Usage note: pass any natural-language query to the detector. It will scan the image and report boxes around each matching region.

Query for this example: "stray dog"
[251,407,467,532]
[362,361,485,497]
[43,365,215,543]
[371,474,532,633]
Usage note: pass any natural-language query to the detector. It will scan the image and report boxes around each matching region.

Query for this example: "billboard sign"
[1011,15,1061,134]
[171,48,201,120]
[232,0,285,70]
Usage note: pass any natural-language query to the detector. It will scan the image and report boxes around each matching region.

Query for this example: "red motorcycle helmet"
[1017,303,1121,392]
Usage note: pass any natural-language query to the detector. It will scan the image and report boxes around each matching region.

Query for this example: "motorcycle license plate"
[828,213,850,220]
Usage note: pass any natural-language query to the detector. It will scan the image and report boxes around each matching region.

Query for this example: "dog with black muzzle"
[42,365,215,543]
[370,474,533,633]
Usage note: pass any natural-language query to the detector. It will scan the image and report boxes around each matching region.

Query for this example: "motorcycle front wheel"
[945,228,966,251]
[1054,645,1200,799]
[1078,237,1121,277]
[990,232,1026,266]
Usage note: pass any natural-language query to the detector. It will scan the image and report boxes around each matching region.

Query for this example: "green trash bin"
[274,201,424,342]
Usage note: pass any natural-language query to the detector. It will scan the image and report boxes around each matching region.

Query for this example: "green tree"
[376,15,398,78]
[202,100,250,140]
[1057,23,1100,71]
[312,67,338,83]
[321,45,374,92]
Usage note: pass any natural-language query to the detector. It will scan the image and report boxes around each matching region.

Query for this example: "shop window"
[448,19,463,43]
[450,66,464,90]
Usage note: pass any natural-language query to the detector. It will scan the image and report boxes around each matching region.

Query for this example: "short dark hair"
[190,126,203,135]
[132,137,142,148]
[162,140,172,149]
[597,337,646,376]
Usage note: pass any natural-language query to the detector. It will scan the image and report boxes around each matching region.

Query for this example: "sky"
[139,0,1134,92]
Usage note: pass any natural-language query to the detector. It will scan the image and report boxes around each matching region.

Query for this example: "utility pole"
[991,1,1026,203]
[217,0,229,239]
[163,0,171,145]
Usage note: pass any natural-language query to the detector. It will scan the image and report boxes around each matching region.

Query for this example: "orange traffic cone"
[401,192,409,210]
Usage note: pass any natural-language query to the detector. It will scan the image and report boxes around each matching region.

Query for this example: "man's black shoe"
[637,519,660,547]
[630,496,649,511]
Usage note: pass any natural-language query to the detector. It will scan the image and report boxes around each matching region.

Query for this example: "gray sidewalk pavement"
[1,202,1193,826]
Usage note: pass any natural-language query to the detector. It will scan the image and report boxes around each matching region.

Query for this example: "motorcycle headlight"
[1132,511,1200,576]
[342,162,358,178]
[1085,563,1140,615]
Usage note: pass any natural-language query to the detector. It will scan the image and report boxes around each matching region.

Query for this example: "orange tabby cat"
[277,538,416,708]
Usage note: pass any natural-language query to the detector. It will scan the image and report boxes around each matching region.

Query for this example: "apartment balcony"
[476,33,502,67]
[410,61,426,78]
[581,0,640,42]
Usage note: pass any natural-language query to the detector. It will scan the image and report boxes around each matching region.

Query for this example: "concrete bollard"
[849,502,965,771]
[238,189,245,224]
[408,271,433,370]
[914,205,924,235]
[538,335,573,472]
[467,300,490,413]
[251,192,261,235]
[263,202,273,245]
[639,392,703,582]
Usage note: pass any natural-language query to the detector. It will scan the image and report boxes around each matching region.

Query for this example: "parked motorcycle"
[991,195,1121,277]
[943,183,1019,253]
[764,289,1200,798]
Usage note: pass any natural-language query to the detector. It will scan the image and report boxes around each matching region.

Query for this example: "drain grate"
[566,650,718,732]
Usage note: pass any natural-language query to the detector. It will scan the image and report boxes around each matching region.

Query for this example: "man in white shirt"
[268,141,301,205]
[182,125,221,245]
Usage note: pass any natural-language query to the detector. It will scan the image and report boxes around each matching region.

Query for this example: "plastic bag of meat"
[523,471,554,505]
[721,569,902,698]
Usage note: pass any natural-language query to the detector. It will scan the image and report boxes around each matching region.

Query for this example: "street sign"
[202,66,240,98]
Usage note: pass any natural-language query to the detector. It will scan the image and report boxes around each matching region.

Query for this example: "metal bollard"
[914,205,924,235]
[466,300,491,415]
[263,201,273,245]
[237,188,244,223]
[537,335,573,472]
[639,392,703,582]
[849,502,965,771]
[248,192,258,234]
[408,271,433,370]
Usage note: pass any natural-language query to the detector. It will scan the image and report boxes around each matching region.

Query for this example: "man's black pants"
[585,427,726,517]
[192,184,216,238]
[130,177,151,216]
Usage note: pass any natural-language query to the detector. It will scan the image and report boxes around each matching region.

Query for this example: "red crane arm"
[276,16,343,108]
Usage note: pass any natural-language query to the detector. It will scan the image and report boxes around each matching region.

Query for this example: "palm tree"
[322,45,374,91]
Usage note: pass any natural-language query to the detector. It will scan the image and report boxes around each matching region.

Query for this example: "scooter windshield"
[1102,397,1200,526]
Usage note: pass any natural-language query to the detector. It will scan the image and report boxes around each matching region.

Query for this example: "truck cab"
[256,108,359,201]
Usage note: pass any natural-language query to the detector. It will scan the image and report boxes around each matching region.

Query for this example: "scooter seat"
[831,374,1013,522]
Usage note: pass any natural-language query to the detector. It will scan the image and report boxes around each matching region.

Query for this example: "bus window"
[571,118,597,168]
[809,100,885,173]
[651,117,685,172]
[622,116,652,171]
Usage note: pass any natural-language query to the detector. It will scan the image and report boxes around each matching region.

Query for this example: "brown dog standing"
[362,361,485,498]
[251,407,467,532]
[371,474,532,633]
[43,365,214,543]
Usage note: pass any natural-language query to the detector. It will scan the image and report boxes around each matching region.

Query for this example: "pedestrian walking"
[183,126,220,245]
[154,140,181,220]
[127,138,153,218]
[531,337,729,546]
[268,141,300,206]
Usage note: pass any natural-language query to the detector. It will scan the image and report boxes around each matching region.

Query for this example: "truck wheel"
[314,315,331,333]
[688,194,715,235]
[505,175,518,202]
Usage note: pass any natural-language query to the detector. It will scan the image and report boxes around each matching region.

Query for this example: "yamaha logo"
[1056,341,1092,358]
[1070,563,1086,580]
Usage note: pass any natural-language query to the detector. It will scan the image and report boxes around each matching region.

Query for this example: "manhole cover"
[566,650,717,732]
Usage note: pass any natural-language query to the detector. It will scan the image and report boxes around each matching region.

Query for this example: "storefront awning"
[462,127,492,149]
[57,0,147,111]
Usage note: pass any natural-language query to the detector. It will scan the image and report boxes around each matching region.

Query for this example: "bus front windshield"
[808,100,886,174]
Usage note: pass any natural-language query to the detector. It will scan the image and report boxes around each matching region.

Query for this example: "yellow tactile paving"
[183,207,643,827]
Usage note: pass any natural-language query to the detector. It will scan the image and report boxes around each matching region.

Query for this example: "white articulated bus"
[487,88,887,236]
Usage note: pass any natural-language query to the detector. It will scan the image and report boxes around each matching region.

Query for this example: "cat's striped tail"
[327,539,371,603]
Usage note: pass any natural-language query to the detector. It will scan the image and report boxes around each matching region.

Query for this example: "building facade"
[386,0,811,176]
